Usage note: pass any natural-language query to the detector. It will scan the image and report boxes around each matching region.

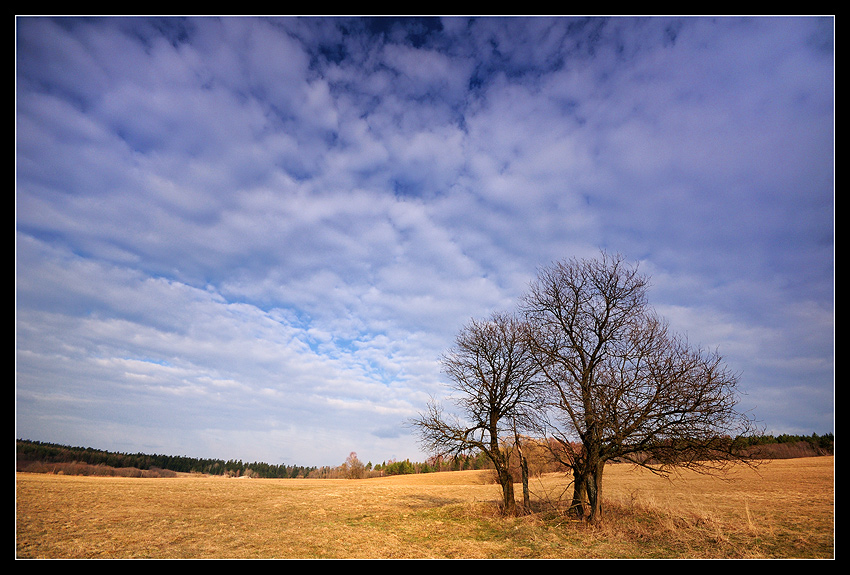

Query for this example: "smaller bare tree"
[411,312,540,515]
[342,451,365,479]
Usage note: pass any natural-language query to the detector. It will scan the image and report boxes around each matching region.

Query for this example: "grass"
[16,455,834,559]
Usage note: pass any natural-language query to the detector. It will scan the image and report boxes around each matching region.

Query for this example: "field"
[16,455,834,559]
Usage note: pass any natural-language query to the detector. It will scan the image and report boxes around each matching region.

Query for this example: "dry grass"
[16,455,834,559]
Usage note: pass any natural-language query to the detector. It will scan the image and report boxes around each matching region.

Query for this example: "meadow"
[16,455,834,559]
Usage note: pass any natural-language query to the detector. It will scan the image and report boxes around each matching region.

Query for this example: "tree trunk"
[497,465,517,515]
[491,439,517,515]
[514,433,530,512]
[570,464,589,519]
[585,460,605,523]
[571,446,605,522]
[520,453,530,510]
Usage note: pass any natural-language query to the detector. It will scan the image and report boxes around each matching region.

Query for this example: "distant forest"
[14,439,490,479]
[15,439,315,478]
[16,433,833,479]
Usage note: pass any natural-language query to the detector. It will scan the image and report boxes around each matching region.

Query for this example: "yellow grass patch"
[16,456,833,559]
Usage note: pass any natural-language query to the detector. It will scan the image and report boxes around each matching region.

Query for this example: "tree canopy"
[415,251,760,521]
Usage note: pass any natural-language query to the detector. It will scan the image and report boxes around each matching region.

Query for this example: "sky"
[15,16,834,468]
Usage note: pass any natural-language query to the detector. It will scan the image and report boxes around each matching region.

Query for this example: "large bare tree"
[521,252,758,523]
[411,312,540,515]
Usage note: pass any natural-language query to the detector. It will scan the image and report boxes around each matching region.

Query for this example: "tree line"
[14,439,496,479]
[15,439,317,478]
[733,432,834,451]
[324,450,496,479]
[16,429,830,481]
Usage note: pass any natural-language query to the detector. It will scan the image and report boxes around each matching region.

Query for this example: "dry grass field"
[16,455,833,559]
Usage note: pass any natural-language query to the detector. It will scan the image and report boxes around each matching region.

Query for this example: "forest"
[14,439,492,478]
[16,439,316,478]
[15,433,833,480]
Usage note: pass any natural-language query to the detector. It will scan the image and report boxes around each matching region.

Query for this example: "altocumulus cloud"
[16,17,833,467]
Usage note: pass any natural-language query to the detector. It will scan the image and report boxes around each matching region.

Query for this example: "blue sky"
[16,17,833,468]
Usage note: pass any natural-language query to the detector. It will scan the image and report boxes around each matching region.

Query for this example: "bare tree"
[521,252,759,523]
[342,451,365,479]
[411,312,540,515]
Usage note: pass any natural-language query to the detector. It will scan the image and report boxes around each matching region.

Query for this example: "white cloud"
[16,16,833,466]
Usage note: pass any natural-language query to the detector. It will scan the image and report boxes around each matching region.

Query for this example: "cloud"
[16,16,833,465]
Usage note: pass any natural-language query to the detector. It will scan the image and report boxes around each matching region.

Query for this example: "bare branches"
[410,399,483,459]
[410,311,542,515]
[428,312,542,447]
[414,251,758,522]
[519,251,757,521]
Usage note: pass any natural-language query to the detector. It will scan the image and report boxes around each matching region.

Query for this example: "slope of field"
[16,456,834,559]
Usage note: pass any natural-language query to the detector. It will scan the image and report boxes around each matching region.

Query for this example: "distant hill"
[15,439,316,478]
[738,435,834,459]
